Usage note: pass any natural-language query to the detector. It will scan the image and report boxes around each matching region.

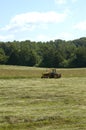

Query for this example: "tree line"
[0,37,86,68]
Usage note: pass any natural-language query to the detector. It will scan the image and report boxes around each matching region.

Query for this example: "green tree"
[0,48,8,64]
[71,47,86,67]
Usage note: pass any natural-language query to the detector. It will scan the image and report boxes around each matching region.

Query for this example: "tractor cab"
[41,68,61,78]
[49,68,57,78]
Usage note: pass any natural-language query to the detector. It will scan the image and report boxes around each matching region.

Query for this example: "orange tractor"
[41,69,61,78]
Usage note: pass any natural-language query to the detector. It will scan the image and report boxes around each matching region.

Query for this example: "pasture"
[0,65,86,130]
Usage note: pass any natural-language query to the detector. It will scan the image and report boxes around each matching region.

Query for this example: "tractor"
[41,69,61,78]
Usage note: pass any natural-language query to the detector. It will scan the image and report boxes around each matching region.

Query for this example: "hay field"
[0,65,86,130]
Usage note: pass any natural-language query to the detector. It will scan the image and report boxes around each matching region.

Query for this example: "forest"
[0,37,86,68]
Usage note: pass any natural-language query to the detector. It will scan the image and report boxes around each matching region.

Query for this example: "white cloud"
[0,11,69,41]
[55,0,67,4]
[1,11,68,33]
[35,32,74,42]
[71,0,78,3]
[57,32,74,40]
[55,0,78,4]
[36,34,51,42]
[11,11,67,24]
[74,21,86,31]
[0,34,14,41]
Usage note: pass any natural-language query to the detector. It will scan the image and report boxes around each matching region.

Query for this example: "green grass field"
[0,65,86,130]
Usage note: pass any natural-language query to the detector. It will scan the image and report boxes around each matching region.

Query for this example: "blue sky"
[0,0,86,42]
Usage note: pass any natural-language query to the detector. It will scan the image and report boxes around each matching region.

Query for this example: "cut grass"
[0,69,86,130]
[0,65,43,78]
[0,65,86,78]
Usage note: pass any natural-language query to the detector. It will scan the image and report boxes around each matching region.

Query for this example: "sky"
[0,0,86,42]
